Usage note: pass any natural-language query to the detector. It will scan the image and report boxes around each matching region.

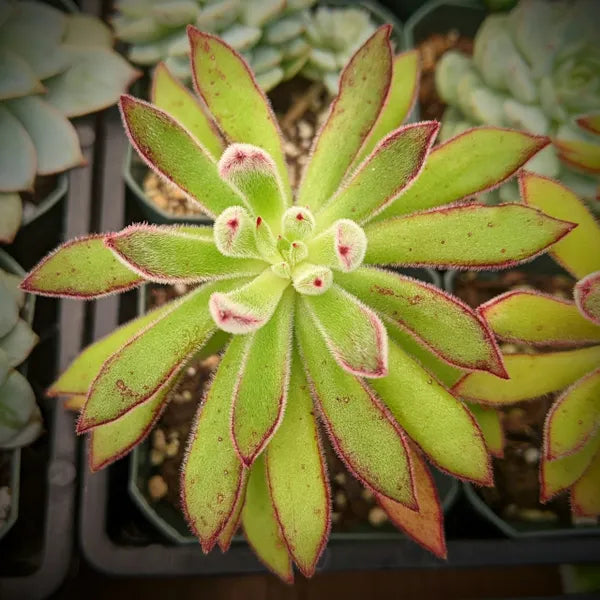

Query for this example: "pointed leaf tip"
[575,271,600,327]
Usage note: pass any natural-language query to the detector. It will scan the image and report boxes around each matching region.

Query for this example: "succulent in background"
[113,0,380,94]
[435,0,600,211]
[0,0,139,243]
[22,28,574,579]
[0,267,40,449]
[455,172,600,519]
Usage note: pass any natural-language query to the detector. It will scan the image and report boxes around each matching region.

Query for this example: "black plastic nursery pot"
[124,0,403,226]
[0,118,97,599]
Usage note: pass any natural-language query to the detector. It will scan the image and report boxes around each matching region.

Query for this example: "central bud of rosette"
[208,143,367,334]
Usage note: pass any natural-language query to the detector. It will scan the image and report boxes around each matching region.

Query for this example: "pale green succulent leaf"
[295,306,416,507]
[21,235,143,299]
[337,267,506,377]
[374,128,549,221]
[0,319,38,368]
[365,204,574,270]
[241,0,286,27]
[0,193,23,244]
[0,278,19,338]
[467,402,504,457]
[265,350,329,577]
[0,105,36,192]
[0,48,44,100]
[242,455,293,583]
[297,26,392,211]
[575,271,600,326]
[151,0,199,27]
[63,13,113,48]
[454,346,600,405]
[0,370,41,449]
[371,340,492,485]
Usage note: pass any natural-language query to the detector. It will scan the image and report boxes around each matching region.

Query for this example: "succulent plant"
[0,0,139,243]
[113,0,380,95]
[455,171,600,519]
[435,0,600,211]
[22,27,574,578]
[0,266,40,449]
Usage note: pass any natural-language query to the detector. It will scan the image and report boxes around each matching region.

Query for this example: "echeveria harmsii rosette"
[22,26,575,580]
[455,171,600,519]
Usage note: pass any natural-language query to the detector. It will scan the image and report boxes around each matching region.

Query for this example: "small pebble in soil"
[201,355,220,371]
[298,120,313,140]
[144,172,206,217]
[153,429,166,452]
[361,488,374,502]
[148,474,168,501]
[173,283,188,296]
[150,448,165,466]
[334,491,347,509]
[186,366,197,377]
[165,439,180,458]
[368,506,388,527]
[333,472,346,485]
[523,447,540,465]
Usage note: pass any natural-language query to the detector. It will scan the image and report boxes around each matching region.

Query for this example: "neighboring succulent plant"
[22,27,575,579]
[0,0,139,243]
[435,0,600,211]
[455,171,600,519]
[113,0,379,94]
[0,266,40,449]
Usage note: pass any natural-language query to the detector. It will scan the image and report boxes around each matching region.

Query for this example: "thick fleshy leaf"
[520,171,600,279]
[454,346,600,405]
[120,94,243,218]
[218,143,286,229]
[209,269,290,334]
[44,46,140,118]
[217,475,247,553]
[78,279,241,431]
[296,306,416,507]
[5,96,84,175]
[0,105,35,192]
[554,138,600,174]
[317,122,439,228]
[21,235,143,299]
[188,28,291,202]
[265,351,329,577]
[182,336,247,552]
[353,50,420,167]
[571,447,600,516]
[307,219,367,273]
[337,267,506,377]
[213,206,261,259]
[371,340,492,485]
[242,455,293,583]
[364,204,575,270]
[106,224,265,283]
[291,263,333,296]
[151,62,224,159]
[467,402,504,458]
[232,288,293,465]
[376,443,446,559]
[301,285,388,378]
[575,272,600,327]
[0,193,22,243]
[374,128,549,222]
[297,26,393,211]
[0,319,38,368]
[541,434,600,502]
[480,291,600,347]
[545,368,600,460]
[578,113,600,136]
[0,48,44,100]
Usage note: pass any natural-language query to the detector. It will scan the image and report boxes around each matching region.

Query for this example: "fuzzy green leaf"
[209,269,289,334]
[0,193,22,243]
[232,288,293,465]
[571,447,600,516]
[541,434,600,502]
[0,105,35,192]
[364,204,575,270]
[520,172,600,279]
[545,368,600,460]
[265,351,329,577]
[376,443,446,559]
[337,267,506,377]
[371,339,492,485]
[21,235,143,299]
[301,285,387,378]
[151,62,224,159]
[575,272,600,327]
[578,113,600,136]
[107,224,265,283]
[555,138,600,174]
[467,402,504,457]
[182,336,247,552]
[188,28,291,203]
[5,96,83,175]
[120,94,243,218]
[317,122,438,228]
[78,279,242,431]
[296,306,416,507]
[374,128,549,222]
[454,346,600,405]
[481,291,600,346]
[353,50,420,167]
[307,219,367,273]
[242,455,293,583]
[217,475,247,552]
[297,26,393,211]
